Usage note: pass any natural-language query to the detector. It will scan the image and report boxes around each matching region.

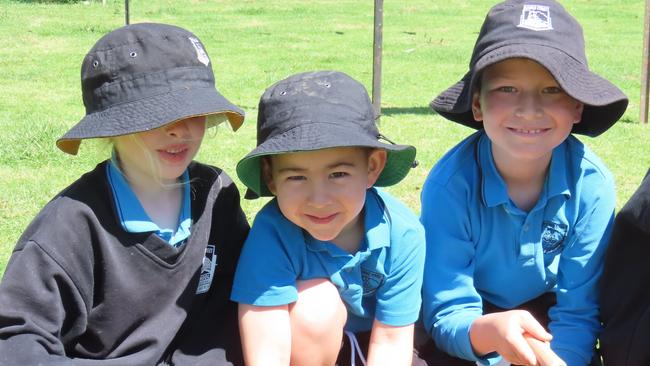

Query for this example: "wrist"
[469,314,496,356]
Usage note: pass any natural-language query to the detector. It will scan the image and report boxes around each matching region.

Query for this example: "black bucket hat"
[237,70,417,198]
[430,0,628,137]
[57,23,245,155]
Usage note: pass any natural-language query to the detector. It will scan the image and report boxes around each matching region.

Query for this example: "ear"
[366,149,388,188]
[471,91,484,122]
[261,157,277,195]
[572,101,585,125]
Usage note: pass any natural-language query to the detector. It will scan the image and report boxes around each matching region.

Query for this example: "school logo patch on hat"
[189,36,210,66]
[518,4,553,31]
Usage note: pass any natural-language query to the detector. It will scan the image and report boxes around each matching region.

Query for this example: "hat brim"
[237,122,416,198]
[57,86,244,155]
[430,44,628,137]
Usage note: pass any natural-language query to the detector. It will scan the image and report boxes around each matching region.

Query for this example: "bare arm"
[366,320,414,366]
[238,303,291,366]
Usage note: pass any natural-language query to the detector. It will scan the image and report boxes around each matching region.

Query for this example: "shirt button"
[523,224,529,231]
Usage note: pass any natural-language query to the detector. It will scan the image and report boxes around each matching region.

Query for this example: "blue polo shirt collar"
[106,154,192,246]
[479,134,571,208]
[479,135,510,208]
[305,188,390,255]
[546,141,571,200]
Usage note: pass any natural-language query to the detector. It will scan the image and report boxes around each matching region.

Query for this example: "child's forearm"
[366,321,414,366]
[238,303,291,366]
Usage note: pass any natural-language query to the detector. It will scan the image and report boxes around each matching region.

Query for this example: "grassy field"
[0,0,648,276]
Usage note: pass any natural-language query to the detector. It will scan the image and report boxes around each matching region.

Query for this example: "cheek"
[549,98,582,121]
[341,184,368,213]
[482,94,515,114]
[191,124,206,139]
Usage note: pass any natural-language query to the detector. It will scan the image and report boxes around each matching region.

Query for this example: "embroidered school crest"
[196,245,217,294]
[188,37,210,66]
[361,268,385,296]
[541,221,567,254]
[518,4,553,31]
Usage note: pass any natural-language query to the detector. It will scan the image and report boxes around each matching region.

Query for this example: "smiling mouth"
[306,213,338,224]
[508,127,549,135]
[158,146,189,162]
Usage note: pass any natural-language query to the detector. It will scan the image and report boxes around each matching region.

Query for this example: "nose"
[165,119,191,138]
[514,92,543,120]
[307,180,332,208]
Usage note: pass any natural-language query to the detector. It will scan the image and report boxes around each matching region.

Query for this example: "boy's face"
[114,116,206,186]
[471,58,583,164]
[263,147,386,247]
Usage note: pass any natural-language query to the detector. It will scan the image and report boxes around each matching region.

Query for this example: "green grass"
[1,0,649,276]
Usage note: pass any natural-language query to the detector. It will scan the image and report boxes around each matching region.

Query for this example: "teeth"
[166,148,184,153]
[515,128,542,134]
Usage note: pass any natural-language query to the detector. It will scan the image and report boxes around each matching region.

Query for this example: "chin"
[306,229,340,242]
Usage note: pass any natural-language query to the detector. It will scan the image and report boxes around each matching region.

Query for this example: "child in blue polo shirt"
[418,1,628,366]
[231,70,425,366]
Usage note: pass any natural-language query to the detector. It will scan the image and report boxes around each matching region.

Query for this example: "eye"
[286,175,306,181]
[542,86,563,94]
[496,86,517,93]
[330,172,349,179]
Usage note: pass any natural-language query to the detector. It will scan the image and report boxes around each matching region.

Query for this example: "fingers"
[503,331,538,366]
[524,336,566,366]
[519,311,552,342]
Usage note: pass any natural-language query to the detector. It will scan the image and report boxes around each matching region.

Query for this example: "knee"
[289,279,347,338]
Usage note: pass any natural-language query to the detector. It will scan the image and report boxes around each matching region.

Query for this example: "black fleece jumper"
[600,168,650,366]
[0,161,248,366]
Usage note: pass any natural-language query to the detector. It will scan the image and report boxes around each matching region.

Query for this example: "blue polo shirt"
[420,131,615,366]
[231,187,425,332]
[106,158,192,246]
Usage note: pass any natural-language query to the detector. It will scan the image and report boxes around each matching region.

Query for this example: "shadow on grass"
[618,116,638,124]
[381,107,436,116]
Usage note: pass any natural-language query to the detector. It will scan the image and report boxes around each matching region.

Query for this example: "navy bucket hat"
[430,0,628,137]
[237,70,417,198]
[57,23,245,155]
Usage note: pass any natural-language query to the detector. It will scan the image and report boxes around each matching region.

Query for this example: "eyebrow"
[276,161,356,174]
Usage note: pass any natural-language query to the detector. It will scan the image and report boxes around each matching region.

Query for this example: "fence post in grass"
[125,0,130,25]
[372,0,383,124]
[641,0,650,124]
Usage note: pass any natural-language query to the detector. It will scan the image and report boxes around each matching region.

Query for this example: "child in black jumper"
[0,23,248,366]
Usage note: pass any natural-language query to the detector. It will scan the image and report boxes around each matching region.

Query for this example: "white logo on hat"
[188,37,210,66]
[518,4,553,31]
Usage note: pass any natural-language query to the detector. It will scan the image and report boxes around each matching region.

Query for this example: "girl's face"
[113,116,206,186]
[471,58,583,166]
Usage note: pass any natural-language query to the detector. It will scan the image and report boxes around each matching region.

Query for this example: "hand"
[469,310,552,366]
[524,336,566,366]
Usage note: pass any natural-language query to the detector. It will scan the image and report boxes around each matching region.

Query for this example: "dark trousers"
[416,292,556,366]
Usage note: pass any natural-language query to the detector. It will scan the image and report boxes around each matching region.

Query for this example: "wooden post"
[125,0,130,25]
[641,0,650,124]
[372,0,383,123]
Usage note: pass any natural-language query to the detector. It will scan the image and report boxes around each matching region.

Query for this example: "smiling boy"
[418,1,628,365]
[231,71,425,366]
